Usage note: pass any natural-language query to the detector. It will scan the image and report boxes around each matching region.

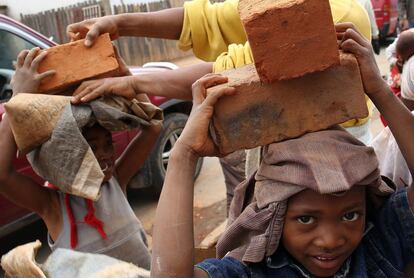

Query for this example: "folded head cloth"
[6,93,163,201]
[216,126,394,264]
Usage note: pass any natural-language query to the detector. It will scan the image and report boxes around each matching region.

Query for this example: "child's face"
[282,186,366,277]
[83,125,115,182]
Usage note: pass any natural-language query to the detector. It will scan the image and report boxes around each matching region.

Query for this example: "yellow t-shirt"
[179,0,373,126]
[179,0,245,62]
[179,0,371,63]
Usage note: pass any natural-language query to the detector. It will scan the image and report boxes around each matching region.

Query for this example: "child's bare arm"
[114,121,162,193]
[67,8,184,47]
[151,74,235,278]
[338,23,414,207]
[71,62,214,104]
[0,48,61,239]
[0,115,61,238]
[401,97,414,111]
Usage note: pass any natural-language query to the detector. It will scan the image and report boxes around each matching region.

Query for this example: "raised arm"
[0,48,61,239]
[338,23,414,205]
[67,8,184,46]
[0,115,61,236]
[114,120,162,193]
[151,74,235,278]
[71,62,213,104]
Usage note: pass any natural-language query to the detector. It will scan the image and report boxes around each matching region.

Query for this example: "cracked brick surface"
[208,53,368,154]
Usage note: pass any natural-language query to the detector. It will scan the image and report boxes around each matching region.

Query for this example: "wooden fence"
[20,0,225,65]
[21,0,101,45]
[113,0,186,65]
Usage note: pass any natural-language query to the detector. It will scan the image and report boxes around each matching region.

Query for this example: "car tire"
[149,113,203,196]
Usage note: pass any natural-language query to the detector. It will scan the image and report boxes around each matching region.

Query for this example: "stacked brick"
[209,0,368,154]
[238,0,340,83]
[37,33,119,93]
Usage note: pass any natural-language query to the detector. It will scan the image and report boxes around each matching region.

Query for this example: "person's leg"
[219,150,246,213]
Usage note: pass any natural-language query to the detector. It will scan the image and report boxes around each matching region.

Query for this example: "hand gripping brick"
[37,33,119,93]
[208,53,368,155]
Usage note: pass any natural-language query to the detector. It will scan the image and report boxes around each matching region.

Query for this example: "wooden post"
[100,0,112,16]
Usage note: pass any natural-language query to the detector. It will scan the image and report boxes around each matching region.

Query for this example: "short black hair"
[396,30,414,62]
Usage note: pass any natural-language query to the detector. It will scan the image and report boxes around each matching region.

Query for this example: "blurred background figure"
[399,0,414,30]
[358,0,381,54]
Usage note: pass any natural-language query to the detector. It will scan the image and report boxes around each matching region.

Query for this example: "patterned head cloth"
[10,95,164,201]
[216,126,394,263]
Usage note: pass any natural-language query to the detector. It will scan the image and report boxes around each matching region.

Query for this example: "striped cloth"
[216,126,394,263]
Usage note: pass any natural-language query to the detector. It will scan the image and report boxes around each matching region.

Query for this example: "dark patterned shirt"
[197,189,414,277]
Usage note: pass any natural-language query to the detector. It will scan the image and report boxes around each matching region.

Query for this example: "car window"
[0,29,36,70]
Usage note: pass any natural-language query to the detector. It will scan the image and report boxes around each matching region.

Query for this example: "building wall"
[0,0,149,20]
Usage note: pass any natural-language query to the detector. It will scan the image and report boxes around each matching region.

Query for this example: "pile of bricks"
[208,0,368,154]
[37,33,119,93]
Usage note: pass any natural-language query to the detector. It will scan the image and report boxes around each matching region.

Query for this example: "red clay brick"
[208,53,368,155]
[239,0,340,83]
[38,33,119,93]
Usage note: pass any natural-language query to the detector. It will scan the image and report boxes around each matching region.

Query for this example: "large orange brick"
[239,0,340,83]
[208,53,368,154]
[38,33,119,93]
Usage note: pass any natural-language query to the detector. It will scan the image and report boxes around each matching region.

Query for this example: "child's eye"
[297,216,315,225]
[342,212,360,222]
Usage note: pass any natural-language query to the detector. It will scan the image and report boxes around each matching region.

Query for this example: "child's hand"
[336,23,389,98]
[67,16,119,47]
[71,76,136,103]
[10,48,56,95]
[71,46,133,104]
[176,74,235,157]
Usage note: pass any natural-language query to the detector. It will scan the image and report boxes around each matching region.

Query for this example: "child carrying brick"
[0,47,162,270]
[69,0,372,140]
[69,0,374,212]
[150,23,414,277]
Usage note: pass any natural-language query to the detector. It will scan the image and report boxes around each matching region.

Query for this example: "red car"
[371,0,399,38]
[0,14,202,237]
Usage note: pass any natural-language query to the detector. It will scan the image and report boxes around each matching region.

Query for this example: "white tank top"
[48,177,151,270]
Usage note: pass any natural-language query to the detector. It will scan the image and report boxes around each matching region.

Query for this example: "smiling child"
[150,24,414,278]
